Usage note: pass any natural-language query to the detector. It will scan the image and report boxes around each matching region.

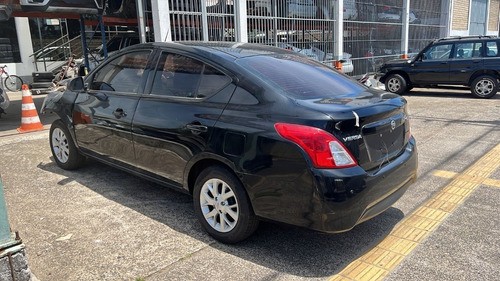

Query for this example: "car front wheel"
[471,75,498,98]
[193,166,259,243]
[385,74,408,95]
[49,120,85,170]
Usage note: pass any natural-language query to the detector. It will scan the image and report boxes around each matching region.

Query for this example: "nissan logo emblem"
[390,120,396,131]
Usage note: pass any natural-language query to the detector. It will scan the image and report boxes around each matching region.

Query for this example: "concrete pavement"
[0,88,499,280]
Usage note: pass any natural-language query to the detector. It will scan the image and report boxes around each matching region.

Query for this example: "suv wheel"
[385,74,408,95]
[193,166,259,243]
[471,75,498,98]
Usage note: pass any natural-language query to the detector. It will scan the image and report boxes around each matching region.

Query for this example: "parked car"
[377,36,500,98]
[277,43,354,73]
[316,0,358,20]
[377,6,418,23]
[42,42,418,243]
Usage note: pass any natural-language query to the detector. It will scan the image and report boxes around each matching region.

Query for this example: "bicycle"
[0,65,23,92]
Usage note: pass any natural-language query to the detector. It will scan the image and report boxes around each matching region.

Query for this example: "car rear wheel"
[470,75,498,98]
[385,74,408,95]
[50,120,85,170]
[193,166,259,243]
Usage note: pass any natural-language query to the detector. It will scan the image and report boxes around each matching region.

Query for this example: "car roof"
[434,35,498,44]
[130,41,303,59]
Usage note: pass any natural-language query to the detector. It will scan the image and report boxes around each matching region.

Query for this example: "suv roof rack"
[437,35,497,42]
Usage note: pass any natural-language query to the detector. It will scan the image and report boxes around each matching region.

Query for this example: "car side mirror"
[67,77,85,92]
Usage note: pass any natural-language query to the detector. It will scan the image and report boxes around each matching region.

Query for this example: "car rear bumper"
[246,137,417,233]
[308,137,417,233]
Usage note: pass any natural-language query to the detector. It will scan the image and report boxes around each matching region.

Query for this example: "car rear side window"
[485,41,498,57]
[150,52,230,98]
[91,50,150,93]
[238,55,365,99]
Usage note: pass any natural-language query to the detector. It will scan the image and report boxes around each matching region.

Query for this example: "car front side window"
[422,44,452,61]
[150,52,229,98]
[91,51,150,93]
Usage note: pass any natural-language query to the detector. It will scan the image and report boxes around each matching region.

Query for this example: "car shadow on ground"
[37,158,404,278]
[403,88,500,99]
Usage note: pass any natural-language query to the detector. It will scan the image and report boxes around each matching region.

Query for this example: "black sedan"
[42,42,418,243]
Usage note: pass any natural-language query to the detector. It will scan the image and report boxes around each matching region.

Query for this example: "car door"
[132,51,233,184]
[409,43,453,84]
[482,40,499,73]
[448,41,483,84]
[73,49,152,166]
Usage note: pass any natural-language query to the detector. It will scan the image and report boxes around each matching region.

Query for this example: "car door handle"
[186,124,208,133]
[440,61,448,64]
[113,108,127,118]
[472,60,481,63]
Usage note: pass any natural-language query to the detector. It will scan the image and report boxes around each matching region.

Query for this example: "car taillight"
[405,117,412,142]
[274,123,357,169]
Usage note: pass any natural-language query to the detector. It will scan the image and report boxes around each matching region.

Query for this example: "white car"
[277,43,354,73]
[247,0,316,18]
[378,7,418,23]
[316,0,358,20]
[286,0,317,18]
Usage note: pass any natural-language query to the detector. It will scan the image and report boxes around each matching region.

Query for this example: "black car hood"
[294,89,404,119]
[383,59,412,67]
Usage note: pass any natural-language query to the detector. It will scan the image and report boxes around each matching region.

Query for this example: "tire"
[3,75,23,92]
[384,74,408,95]
[49,120,85,170]
[193,166,259,243]
[470,75,498,98]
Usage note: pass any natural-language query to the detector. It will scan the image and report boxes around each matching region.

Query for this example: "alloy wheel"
[474,79,494,97]
[51,128,70,163]
[387,78,401,92]
[199,178,239,233]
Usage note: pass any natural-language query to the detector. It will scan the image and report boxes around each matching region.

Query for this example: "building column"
[334,0,343,61]
[401,0,410,57]
[234,0,248,43]
[14,17,34,77]
[151,0,172,42]
[200,0,209,41]
[136,0,147,43]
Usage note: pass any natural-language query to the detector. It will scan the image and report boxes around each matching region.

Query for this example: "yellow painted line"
[432,170,457,179]
[329,143,500,281]
[483,178,500,188]
[433,170,500,188]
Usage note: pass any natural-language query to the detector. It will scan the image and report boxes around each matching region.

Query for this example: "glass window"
[198,65,231,98]
[471,42,483,57]
[454,43,474,59]
[91,51,150,93]
[150,52,230,98]
[422,44,452,60]
[238,55,366,99]
[485,41,498,57]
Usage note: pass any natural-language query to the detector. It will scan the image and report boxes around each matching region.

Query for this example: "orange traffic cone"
[17,84,44,133]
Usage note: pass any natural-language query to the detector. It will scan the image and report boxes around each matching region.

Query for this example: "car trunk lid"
[295,91,410,171]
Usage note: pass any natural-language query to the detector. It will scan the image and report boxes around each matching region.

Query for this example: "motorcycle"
[0,87,9,117]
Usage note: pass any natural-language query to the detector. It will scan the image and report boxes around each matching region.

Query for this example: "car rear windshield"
[238,55,365,99]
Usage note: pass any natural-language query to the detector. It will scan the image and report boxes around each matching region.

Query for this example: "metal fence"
[167,0,448,76]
